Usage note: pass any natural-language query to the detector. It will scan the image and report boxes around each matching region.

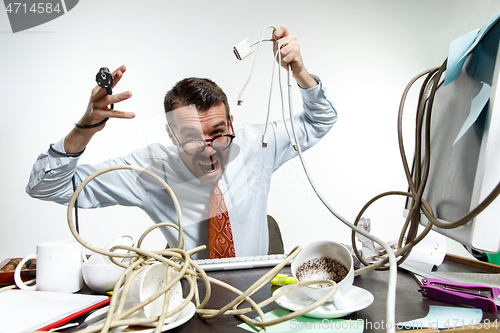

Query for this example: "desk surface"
[63,259,500,333]
[165,261,500,333]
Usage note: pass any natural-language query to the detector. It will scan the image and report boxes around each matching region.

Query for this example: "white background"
[0,1,498,257]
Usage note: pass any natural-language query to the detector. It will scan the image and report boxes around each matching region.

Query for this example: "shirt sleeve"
[26,138,149,208]
[267,75,337,172]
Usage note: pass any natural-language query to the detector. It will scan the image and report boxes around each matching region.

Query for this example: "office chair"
[267,215,284,254]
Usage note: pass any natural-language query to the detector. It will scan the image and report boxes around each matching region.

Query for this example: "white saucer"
[110,301,195,332]
[273,285,374,318]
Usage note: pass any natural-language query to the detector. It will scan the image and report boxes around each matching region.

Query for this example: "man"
[26,26,337,259]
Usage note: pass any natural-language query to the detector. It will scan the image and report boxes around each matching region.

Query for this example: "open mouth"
[198,158,219,174]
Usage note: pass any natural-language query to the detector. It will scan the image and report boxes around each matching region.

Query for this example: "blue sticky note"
[396,305,483,329]
[444,29,479,86]
[453,82,491,145]
[444,10,500,86]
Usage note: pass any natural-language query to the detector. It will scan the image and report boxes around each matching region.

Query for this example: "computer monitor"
[404,18,500,253]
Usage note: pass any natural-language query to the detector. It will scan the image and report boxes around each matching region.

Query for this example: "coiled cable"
[56,31,500,333]
[351,57,500,273]
[66,165,341,333]
[280,59,397,331]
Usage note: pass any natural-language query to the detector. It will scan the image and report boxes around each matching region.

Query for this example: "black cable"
[74,67,115,129]
[75,117,109,129]
[48,143,82,234]
[49,143,85,158]
[72,175,79,234]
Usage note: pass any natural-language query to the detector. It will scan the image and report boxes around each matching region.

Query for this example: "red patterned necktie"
[208,185,235,258]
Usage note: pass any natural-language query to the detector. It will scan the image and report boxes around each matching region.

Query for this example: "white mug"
[291,240,354,310]
[14,240,84,293]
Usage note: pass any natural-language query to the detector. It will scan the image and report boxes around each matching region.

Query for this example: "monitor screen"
[404,18,500,253]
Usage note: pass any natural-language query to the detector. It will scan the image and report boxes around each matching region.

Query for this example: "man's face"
[167,103,233,186]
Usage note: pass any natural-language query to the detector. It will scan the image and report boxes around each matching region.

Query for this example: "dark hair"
[163,77,230,119]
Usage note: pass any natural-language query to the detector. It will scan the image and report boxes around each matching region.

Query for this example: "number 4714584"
[6,2,62,14]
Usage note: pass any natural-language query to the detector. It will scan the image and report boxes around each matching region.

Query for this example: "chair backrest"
[267,215,284,254]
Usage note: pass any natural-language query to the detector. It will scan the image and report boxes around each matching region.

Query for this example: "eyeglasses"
[168,118,236,156]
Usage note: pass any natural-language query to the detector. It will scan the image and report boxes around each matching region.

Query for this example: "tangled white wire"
[62,27,400,333]
[67,165,341,333]
[240,27,397,332]
[60,26,403,333]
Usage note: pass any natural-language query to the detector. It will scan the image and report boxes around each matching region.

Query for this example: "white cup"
[14,240,84,293]
[82,262,126,294]
[84,235,134,266]
[121,263,183,324]
[81,235,134,294]
[291,240,354,310]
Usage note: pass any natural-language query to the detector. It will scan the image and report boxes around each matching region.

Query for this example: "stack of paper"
[0,290,109,332]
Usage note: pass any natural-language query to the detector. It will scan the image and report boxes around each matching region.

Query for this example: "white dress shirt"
[26,77,337,258]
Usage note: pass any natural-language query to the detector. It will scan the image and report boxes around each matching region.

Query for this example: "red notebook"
[0,290,110,332]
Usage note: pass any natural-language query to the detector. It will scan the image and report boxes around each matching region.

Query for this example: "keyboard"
[193,254,291,271]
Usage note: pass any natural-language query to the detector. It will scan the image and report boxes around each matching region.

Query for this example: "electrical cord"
[241,30,298,150]
[261,41,278,147]
[249,39,274,48]
[350,57,500,272]
[48,143,84,233]
[270,37,498,331]
[283,64,397,332]
[65,165,342,333]
[71,175,79,234]
[75,67,115,129]
[61,28,399,333]
[75,117,109,129]
[346,56,500,323]
[49,143,85,158]
[33,26,500,333]
[277,48,298,151]
[350,65,444,270]
[237,25,276,106]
